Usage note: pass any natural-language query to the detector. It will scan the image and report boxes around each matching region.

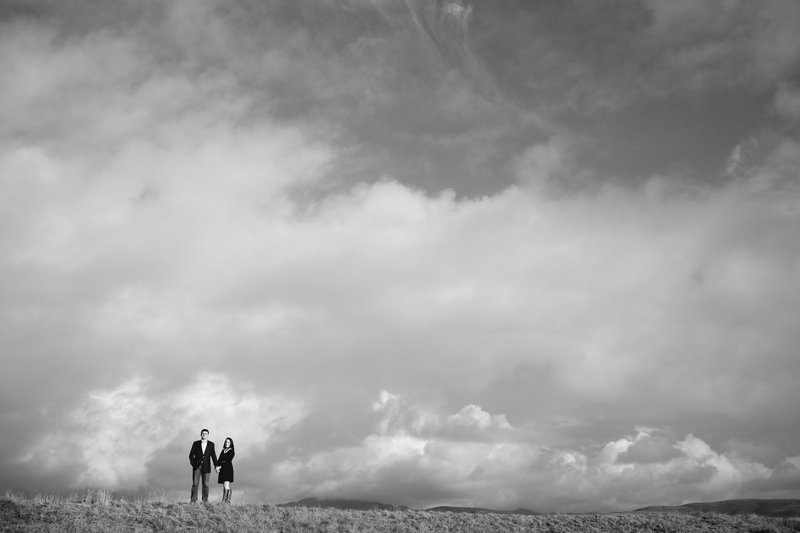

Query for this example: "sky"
[1,0,800,513]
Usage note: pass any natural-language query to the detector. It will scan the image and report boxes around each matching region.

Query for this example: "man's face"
[201,431,209,441]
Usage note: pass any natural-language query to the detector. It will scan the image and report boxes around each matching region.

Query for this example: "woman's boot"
[227,489,232,504]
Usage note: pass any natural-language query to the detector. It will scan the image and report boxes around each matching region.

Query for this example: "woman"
[217,437,235,503]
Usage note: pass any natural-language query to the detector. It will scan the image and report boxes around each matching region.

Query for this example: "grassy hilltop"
[2,491,800,533]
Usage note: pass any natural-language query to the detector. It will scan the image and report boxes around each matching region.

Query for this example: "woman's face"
[225,439,231,448]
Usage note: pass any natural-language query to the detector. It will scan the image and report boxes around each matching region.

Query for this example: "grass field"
[3,491,800,533]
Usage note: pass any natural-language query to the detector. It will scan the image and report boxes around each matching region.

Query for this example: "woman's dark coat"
[217,448,235,483]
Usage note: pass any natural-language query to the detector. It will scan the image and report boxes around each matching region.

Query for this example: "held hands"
[215,466,221,473]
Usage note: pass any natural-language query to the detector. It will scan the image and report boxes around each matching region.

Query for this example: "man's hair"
[200,429,210,435]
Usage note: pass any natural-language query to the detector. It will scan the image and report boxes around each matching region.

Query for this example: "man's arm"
[189,442,197,466]
[210,442,219,468]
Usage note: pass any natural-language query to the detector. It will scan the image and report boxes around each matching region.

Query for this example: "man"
[189,428,219,503]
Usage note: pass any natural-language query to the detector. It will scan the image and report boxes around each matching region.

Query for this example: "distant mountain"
[280,499,540,515]
[280,497,408,511]
[426,506,542,516]
[633,499,800,517]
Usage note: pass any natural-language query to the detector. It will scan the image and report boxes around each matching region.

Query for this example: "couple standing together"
[189,429,235,503]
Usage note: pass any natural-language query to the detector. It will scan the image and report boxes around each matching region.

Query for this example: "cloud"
[260,393,797,511]
[616,432,685,465]
[641,0,800,95]
[478,0,800,115]
[1,0,800,511]
[4,126,800,507]
[5,159,800,507]
[10,373,305,496]
[10,381,800,509]
[774,84,800,122]
[372,391,512,442]
[644,0,800,84]
[319,0,484,85]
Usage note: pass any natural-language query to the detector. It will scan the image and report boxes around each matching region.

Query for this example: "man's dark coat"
[189,440,219,474]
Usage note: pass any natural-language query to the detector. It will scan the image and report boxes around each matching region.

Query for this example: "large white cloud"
[4,140,799,506]
[21,383,800,510]
[13,373,305,499]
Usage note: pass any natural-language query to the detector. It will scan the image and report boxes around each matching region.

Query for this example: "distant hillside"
[281,497,408,511]
[281,498,541,515]
[426,506,542,515]
[634,499,800,517]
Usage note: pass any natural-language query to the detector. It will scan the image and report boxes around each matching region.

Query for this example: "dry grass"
[2,491,800,532]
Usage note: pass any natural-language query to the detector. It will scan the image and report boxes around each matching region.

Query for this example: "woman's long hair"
[223,437,235,451]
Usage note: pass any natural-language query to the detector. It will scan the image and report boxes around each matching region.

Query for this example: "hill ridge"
[426,505,541,515]
[281,498,541,515]
[280,497,408,511]
[634,498,800,517]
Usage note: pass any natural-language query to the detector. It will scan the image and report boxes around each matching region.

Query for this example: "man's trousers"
[190,468,210,502]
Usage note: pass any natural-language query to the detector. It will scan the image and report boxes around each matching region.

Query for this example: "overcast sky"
[2,0,800,512]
